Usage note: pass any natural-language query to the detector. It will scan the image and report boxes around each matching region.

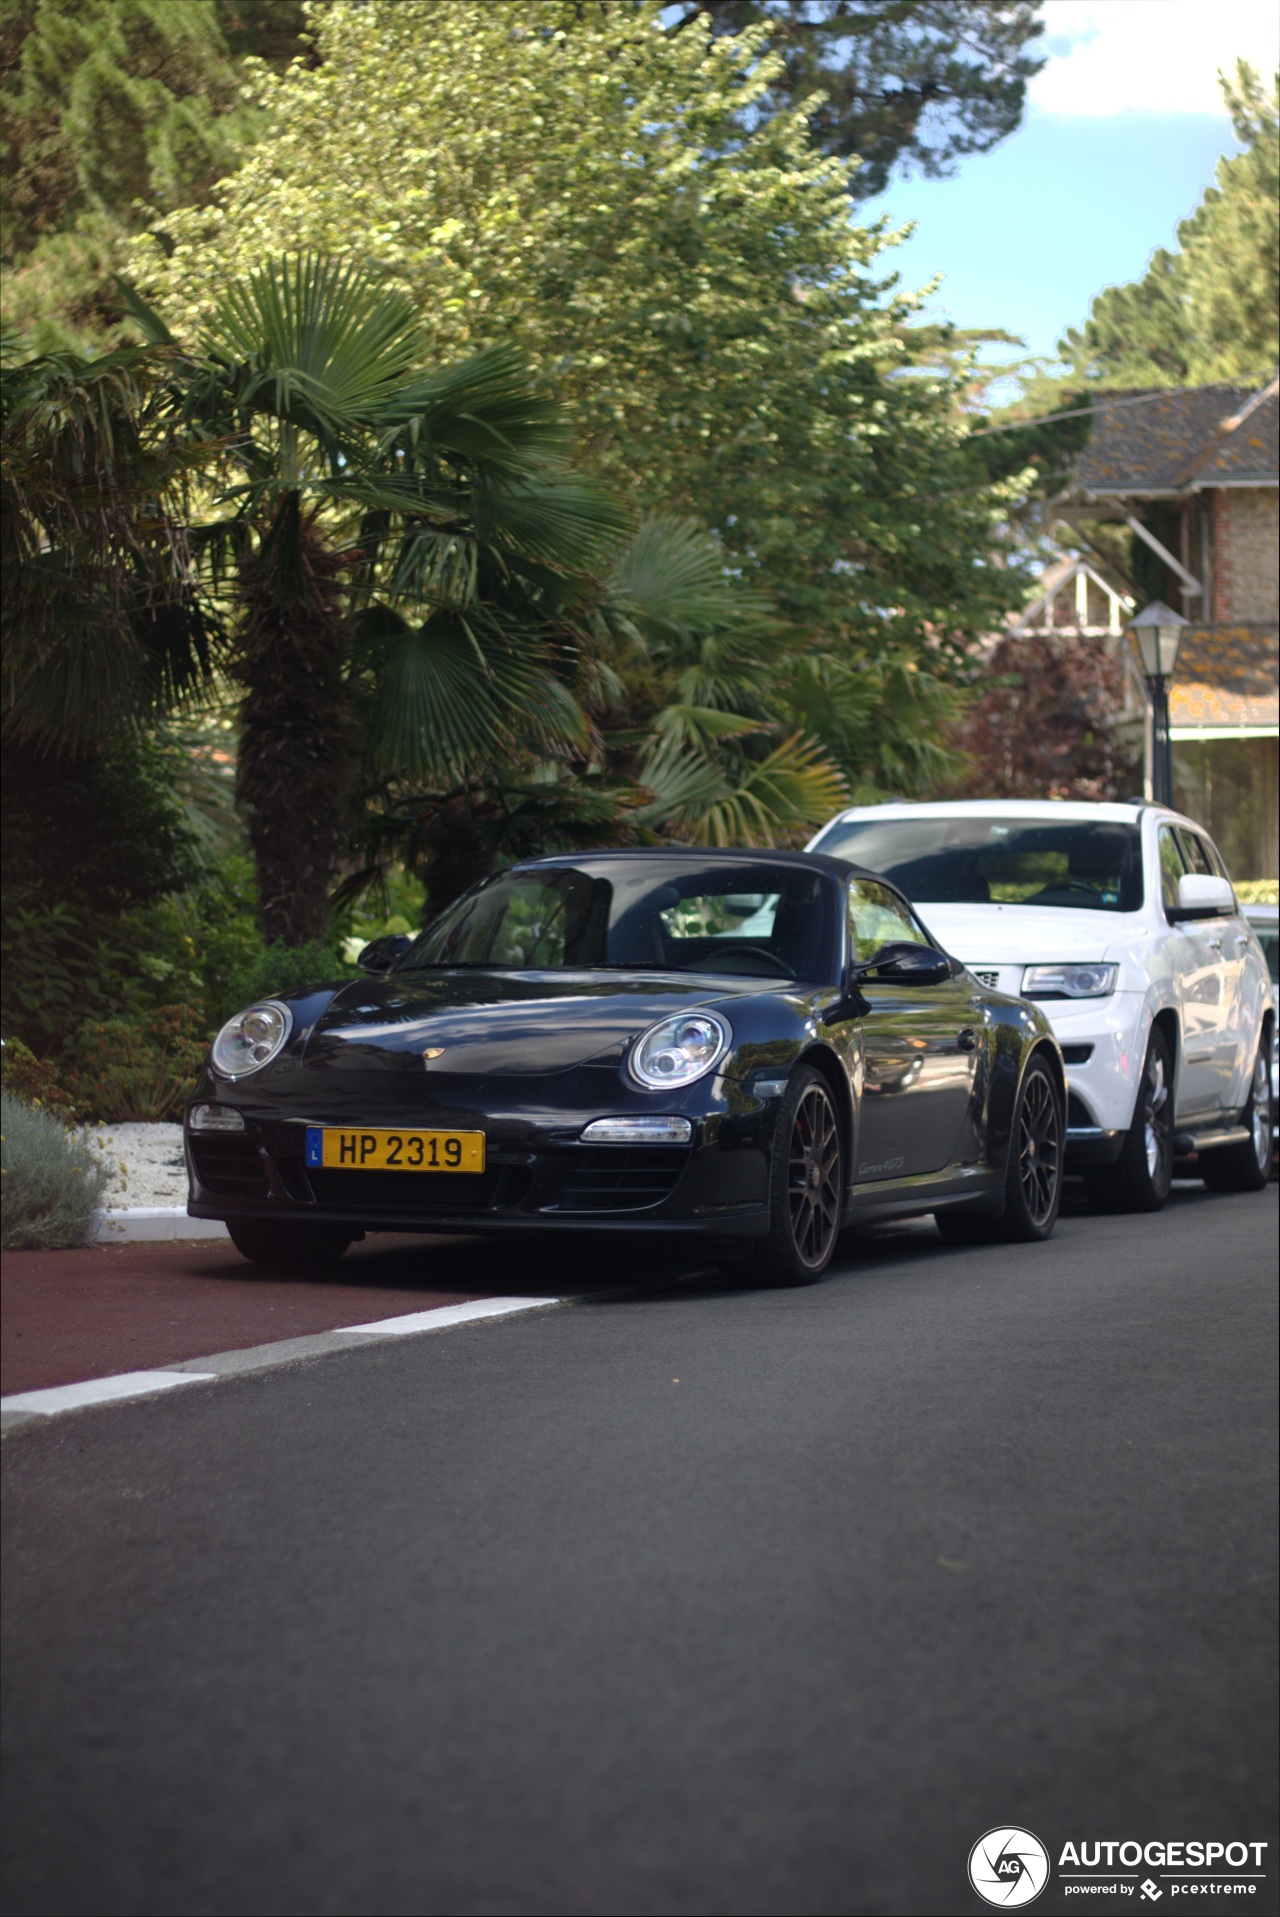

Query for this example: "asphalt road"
[3,1182,1277,1917]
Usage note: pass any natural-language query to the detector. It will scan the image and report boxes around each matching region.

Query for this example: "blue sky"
[855,0,1279,375]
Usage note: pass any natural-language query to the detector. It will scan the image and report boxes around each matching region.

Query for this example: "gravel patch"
[82,1122,188,1209]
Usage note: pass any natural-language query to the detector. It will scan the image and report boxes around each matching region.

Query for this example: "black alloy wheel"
[746,1064,843,1287]
[1005,1055,1063,1240]
[937,1053,1063,1245]
[1084,1026,1174,1214]
[227,1218,354,1268]
[1200,1035,1274,1193]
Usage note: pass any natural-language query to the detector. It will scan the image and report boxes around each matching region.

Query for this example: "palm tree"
[349,516,854,911]
[129,257,627,944]
[1,332,223,756]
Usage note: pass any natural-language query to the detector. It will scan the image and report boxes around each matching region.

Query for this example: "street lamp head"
[1128,599,1188,680]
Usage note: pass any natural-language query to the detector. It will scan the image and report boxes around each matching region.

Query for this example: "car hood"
[920,903,1138,965]
[300,969,772,1076]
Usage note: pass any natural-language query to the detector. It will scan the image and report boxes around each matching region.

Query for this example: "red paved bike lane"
[0,1231,544,1396]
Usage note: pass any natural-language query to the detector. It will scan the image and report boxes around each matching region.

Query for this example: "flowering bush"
[67,1005,210,1123]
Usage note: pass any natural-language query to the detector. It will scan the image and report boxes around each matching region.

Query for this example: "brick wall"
[1210,486,1280,625]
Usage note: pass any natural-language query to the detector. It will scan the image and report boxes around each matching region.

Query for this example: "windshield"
[402,860,838,979]
[813,816,1144,912]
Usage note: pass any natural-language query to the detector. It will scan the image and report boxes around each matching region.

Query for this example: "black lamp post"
[1128,600,1188,806]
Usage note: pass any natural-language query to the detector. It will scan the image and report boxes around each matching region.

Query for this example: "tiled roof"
[1074,383,1279,496]
[1169,627,1279,730]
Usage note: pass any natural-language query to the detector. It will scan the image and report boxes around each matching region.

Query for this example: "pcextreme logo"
[969,1828,1051,1907]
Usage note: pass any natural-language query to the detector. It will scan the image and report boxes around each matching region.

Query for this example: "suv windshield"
[401,860,839,979]
[814,816,1144,912]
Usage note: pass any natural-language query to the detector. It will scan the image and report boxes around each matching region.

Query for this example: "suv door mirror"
[1169,874,1235,921]
[854,941,952,986]
[357,933,413,975]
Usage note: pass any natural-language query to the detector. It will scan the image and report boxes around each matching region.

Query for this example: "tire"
[744,1064,843,1287]
[1200,1037,1273,1193]
[935,1052,1063,1245]
[226,1218,354,1268]
[1084,1025,1174,1215]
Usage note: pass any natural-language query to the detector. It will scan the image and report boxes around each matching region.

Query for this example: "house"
[1049,377,1279,881]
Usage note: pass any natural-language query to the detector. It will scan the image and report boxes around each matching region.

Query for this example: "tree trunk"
[235,507,355,945]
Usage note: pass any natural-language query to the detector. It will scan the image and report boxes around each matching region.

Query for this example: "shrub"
[1,1092,109,1250]
[0,1038,79,1120]
[1236,879,1279,904]
[221,939,355,1020]
[67,1004,210,1123]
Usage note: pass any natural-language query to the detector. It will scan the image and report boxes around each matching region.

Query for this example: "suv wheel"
[1084,1026,1173,1214]
[1200,1038,1273,1193]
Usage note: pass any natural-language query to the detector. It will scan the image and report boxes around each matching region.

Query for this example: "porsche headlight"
[629,1012,730,1090]
[210,1001,293,1078]
[1021,963,1118,999]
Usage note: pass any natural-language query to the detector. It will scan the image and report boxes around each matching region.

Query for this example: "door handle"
[957,1028,978,1052]
[1233,933,1248,946]
[1206,937,1223,950]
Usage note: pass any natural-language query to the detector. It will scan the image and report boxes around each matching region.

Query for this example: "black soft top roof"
[512,846,876,884]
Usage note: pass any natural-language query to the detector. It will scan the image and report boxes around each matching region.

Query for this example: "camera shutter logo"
[968,1828,1050,1907]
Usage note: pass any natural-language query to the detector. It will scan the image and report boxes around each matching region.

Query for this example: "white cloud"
[1029,0,1279,118]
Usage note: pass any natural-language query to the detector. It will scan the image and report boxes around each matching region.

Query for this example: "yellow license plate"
[305,1127,485,1172]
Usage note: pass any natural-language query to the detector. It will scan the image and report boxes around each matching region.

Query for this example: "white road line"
[2,1371,219,1417]
[1,1296,566,1430]
[330,1296,561,1337]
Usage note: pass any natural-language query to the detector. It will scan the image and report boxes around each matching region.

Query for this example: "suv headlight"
[628,1012,730,1090]
[1021,963,1118,999]
[210,1001,293,1078]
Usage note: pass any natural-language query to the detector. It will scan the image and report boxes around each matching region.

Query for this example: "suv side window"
[1197,834,1231,884]
[847,879,930,964]
[1158,827,1186,911]
[1178,830,1213,877]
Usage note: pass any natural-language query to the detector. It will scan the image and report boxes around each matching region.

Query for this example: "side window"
[1196,834,1231,884]
[847,880,929,965]
[1158,828,1186,911]
[1178,830,1213,877]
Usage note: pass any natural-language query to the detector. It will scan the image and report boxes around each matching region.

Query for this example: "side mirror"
[854,941,952,986]
[357,933,413,975]
[1169,873,1234,921]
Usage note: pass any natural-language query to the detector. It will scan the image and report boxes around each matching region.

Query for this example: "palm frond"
[605,516,775,641]
[377,344,569,467]
[197,255,426,448]
[637,732,848,846]
[358,606,588,783]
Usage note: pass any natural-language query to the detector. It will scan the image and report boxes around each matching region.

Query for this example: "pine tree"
[0,0,305,351]
[1059,63,1279,389]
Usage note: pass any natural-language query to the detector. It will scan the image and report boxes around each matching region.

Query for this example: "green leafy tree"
[1059,63,1279,388]
[133,0,1025,767]
[682,0,1045,198]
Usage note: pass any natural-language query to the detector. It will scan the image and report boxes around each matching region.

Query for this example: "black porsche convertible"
[186,849,1066,1284]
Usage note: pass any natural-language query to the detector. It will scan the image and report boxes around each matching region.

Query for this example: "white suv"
[808,800,1275,1211]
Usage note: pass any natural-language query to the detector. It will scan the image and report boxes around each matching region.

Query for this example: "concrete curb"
[92,1206,228,1243]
